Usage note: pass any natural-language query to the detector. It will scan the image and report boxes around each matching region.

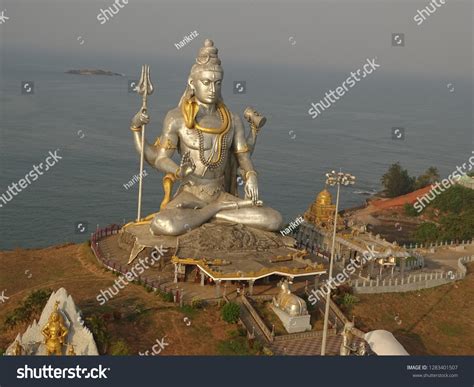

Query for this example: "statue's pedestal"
[117,221,326,282]
[270,304,311,334]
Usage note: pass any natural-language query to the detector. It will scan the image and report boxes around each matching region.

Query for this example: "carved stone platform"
[118,220,326,282]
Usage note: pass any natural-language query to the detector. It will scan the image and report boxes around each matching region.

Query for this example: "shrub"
[221,302,240,323]
[413,222,440,244]
[191,296,204,309]
[109,339,131,355]
[156,289,173,302]
[404,203,419,217]
[85,314,110,354]
[341,293,359,308]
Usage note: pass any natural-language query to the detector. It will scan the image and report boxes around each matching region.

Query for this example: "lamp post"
[320,170,356,356]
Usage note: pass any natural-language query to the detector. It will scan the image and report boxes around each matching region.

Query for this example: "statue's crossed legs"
[150,190,283,236]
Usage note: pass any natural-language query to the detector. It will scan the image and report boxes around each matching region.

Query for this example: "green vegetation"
[404,203,419,217]
[413,185,474,243]
[179,304,199,318]
[85,314,110,354]
[190,296,204,309]
[381,163,415,197]
[381,163,439,197]
[333,284,359,313]
[438,322,465,337]
[217,329,257,355]
[430,185,474,214]
[221,302,240,323]
[414,166,440,190]
[4,289,52,329]
[413,222,440,243]
[109,339,131,355]
[155,289,174,302]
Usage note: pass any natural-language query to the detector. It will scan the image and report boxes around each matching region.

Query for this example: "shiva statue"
[41,301,69,356]
[130,39,282,236]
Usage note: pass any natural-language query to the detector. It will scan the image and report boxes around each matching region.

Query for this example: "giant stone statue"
[129,39,283,236]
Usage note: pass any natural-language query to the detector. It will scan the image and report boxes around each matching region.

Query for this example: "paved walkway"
[269,335,364,356]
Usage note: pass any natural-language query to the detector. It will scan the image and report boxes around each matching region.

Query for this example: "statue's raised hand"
[177,151,196,178]
[130,107,150,130]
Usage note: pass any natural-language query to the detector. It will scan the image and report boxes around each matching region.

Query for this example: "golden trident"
[136,64,154,221]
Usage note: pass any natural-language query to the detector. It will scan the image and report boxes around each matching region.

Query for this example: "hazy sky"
[1,0,472,79]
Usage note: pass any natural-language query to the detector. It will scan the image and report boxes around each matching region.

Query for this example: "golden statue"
[12,340,24,356]
[41,301,68,356]
[67,344,76,356]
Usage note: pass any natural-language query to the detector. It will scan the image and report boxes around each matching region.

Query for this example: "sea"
[0,49,472,250]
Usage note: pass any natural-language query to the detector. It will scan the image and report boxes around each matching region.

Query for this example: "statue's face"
[51,313,59,322]
[189,70,222,104]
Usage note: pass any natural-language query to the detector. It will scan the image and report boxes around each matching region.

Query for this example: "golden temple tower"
[304,187,342,229]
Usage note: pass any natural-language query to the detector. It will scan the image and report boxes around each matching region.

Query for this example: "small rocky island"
[65,69,123,76]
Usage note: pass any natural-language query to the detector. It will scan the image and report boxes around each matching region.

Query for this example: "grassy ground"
[0,242,236,355]
[351,263,474,355]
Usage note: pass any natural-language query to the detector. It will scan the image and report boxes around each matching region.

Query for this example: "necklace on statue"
[196,108,228,170]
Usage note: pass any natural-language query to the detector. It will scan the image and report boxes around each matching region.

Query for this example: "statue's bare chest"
[178,115,234,151]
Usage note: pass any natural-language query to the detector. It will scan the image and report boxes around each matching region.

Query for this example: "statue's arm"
[131,109,181,174]
[153,111,181,175]
[232,113,255,175]
[132,127,160,166]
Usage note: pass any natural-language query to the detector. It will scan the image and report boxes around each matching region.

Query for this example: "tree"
[415,166,440,189]
[381,163,416,197]
[221,302,240,323]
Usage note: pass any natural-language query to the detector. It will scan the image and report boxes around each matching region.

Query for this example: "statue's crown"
[191,39,223,75]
